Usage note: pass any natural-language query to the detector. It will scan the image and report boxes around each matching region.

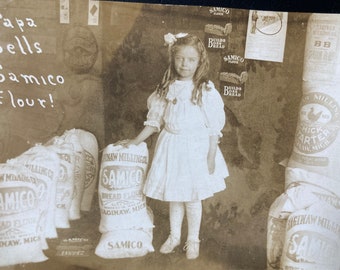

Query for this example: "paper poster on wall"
[219,54,248,100]
[245,10,288,62]
[88,0,100,25]
[60,0,70,24]
[203,6,232,51]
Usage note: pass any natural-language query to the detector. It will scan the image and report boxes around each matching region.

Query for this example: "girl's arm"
[131,125,158,145]
[207,134,219,174]
[119,125,158,147]
[117,90,166,147]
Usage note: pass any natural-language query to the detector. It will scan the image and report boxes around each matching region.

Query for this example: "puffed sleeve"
[143,91,167,131]
[201,81,226,137]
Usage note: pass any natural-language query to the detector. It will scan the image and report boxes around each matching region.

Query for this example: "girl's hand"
[207,154,215,175]
[114,126,156,148]
[114,139,138,148]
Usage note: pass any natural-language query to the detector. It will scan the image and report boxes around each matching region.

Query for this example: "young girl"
[119,33,229,259]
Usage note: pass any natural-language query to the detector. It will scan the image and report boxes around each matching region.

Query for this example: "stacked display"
[0,129,99,267]
[95,143,154,259]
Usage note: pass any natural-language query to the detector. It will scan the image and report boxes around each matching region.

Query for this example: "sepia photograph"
[0,0,339,269]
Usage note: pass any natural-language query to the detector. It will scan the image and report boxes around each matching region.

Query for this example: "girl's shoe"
[183,240,200,259]
[159,235,180,254]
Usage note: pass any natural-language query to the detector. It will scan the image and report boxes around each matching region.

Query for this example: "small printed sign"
[201,6,231,22]
[219,54,248,100]
[60,0,70,24]
[207,6,230,18]
[204,23,232,50]
[88,0,100,26]
[56,238,92,257]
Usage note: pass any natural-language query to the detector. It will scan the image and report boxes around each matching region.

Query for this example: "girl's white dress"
[143,79,229,202]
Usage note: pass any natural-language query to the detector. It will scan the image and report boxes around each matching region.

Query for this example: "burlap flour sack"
[281,202,340,270]
[45,138,75,228]
[60,129,86,220]
[73,129,99,212]
[0,163,48,267]
[98,143,153,232]
[9,144,60,246]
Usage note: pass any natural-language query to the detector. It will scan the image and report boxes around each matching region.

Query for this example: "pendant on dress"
[167,98,177,104]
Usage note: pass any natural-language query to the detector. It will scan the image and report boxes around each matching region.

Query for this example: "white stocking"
[169,201,185,240]
[185,200,202,242]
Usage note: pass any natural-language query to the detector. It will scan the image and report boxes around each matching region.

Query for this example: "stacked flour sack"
[267,14,340,270]
[44,128,99,227]
[0,146,60,266]
[95,142,154,259]
[0,128,99,267]
[45,129,98,228]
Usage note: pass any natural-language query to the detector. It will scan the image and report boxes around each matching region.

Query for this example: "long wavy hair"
[156,34,210,105]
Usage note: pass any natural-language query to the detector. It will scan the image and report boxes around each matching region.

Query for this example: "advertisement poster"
[219,53,248,100]
[0,1,339,270]
[245,10,288,62]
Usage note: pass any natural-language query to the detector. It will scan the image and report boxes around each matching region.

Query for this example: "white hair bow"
[164,32,188,46]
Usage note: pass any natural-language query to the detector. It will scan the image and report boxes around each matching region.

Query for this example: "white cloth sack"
[60,129,86,220]
[0,163,48,267]
[95,207,154,259]
[9,144,60,246]
[98,143,153,232]
[95,228,154,259]
[45,137,75,228]
[73,129,99,212]
[281,202,340,270]
[267,167,340,269]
